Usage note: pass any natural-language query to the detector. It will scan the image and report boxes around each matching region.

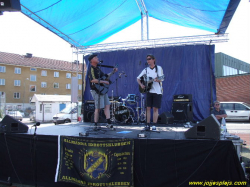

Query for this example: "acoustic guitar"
[139,75,164,93]
[94,66,117,95]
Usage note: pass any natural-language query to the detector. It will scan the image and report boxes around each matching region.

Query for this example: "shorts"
[146,93,162,108]
[90,90,110,109]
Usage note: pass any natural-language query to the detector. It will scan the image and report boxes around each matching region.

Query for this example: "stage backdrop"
[83,45,216,121]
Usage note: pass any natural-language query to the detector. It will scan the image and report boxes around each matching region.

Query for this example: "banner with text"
[55,136,134,187]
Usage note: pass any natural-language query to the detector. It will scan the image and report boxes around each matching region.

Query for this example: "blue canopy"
[20,0,240,47]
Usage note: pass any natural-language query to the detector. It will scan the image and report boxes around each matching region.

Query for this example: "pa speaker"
[0,0,21,11]
[184,114,220,140]
[158,112,174,124]
[0,115,28,133]
[83,101,95,122]
[171,102,193,122]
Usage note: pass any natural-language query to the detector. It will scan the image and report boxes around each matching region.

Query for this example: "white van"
[53,105,77,125]
[220,102,250,121]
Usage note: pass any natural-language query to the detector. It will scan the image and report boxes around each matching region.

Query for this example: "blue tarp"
[84,45,216,121]
[20,0,240,47]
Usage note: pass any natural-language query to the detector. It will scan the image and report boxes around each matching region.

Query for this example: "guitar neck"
[106,65,118,80]
[106,71,115,80]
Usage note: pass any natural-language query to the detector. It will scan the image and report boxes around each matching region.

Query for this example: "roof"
[20,0,240,47]
[31,94,72,102]
[0,51,83,72]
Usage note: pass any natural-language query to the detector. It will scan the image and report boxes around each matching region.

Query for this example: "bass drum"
[114,106,135,123]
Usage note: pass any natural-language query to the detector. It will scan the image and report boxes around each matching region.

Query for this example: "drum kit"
[110,91,146,124]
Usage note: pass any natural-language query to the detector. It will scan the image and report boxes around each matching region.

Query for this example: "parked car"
[29,111,36,121]
[8,111,23,121]
[53,105,77,125]
[220,102,250,121]
[20,112,25,117]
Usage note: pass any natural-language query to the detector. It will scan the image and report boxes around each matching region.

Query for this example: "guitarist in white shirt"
[137,54,164,130]
[88,54,118,130]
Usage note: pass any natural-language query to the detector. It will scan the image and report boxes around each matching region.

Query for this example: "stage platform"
[26,122,188,139]
[0,122,247,187]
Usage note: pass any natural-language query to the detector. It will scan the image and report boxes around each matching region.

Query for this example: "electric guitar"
[94,65,117,95]
[139,75,164,93]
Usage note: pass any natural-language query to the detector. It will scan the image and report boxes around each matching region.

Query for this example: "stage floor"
[26,122,188,139]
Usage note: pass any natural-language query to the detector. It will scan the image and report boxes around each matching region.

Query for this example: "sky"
[0,0,249,64]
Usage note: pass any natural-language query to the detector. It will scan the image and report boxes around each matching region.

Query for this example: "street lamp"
[23,78,29,112]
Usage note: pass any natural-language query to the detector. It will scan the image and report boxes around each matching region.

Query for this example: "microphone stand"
[94,63,106,132]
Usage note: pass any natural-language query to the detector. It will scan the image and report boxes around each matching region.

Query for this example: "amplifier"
[173,94,192,102]
[83,100,95,122]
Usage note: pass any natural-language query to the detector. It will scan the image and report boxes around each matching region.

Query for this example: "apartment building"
[0,51,83,115]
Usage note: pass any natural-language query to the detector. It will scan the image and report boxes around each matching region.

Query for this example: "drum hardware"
[110,90,117,123]
[139,93,146,123]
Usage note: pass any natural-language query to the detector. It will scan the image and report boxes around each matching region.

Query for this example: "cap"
[88,54,97,62]
[147,54,155,59]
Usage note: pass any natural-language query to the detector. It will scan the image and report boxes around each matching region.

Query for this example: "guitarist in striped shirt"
[137,54,164,130]
[88,54,118,130]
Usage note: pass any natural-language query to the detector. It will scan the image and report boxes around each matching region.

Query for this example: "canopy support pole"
[135,0,149,40]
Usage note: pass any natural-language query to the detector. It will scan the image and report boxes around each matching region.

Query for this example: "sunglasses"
[147,58,152,60]
[215,104,220,106]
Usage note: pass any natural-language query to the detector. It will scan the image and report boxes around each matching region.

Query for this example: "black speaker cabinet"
[0,115,28,133]
[184,114,220,140]
[171,102,193,122]
[83,101,95,122]
[0,0,21,11]
[158,112,174,124]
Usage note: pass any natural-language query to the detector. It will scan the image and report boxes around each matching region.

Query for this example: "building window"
[30,67,37,71]
[30,85,36,92]
[78,74,82,79]
[78,84,82,90]
[14,80,21,86]
[30,75,36,82]
[41,70,47,76]
[54,83,59,88]
[14,92,20,99]
[0,66,6,73]
[0,79,5,85]
[66,84,71,89]
[14,67,21,74]
[0,92,5,97]
[41,82,47,88]
[66,73,71,78]
[54,72,59,77]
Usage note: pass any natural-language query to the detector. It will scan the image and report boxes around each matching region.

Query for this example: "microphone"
[99,60,103,63]
[139,61,141,65]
